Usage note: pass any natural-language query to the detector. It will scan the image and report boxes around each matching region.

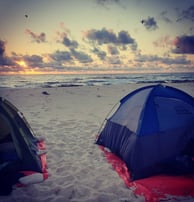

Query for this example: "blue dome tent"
[96,84,194,180]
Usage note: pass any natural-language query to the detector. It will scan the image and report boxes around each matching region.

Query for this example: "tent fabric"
[96,84,194,180]
[0,97,48,195]
[100,145,194,202]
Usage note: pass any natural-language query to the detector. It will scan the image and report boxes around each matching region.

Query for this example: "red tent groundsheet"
[100,146,194,202]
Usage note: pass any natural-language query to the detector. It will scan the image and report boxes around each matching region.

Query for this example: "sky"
[0,0,194,75]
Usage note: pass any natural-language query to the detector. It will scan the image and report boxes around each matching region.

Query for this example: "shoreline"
[1,80,194,89]
[1,72,194,89]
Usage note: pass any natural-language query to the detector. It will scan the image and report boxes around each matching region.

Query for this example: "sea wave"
[0,72,194,88]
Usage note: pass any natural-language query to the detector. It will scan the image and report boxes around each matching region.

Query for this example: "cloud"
[85,28,117,44]
[159,11,172,23]
[0,56,14,67]
[135,54,191,65]
[172,35,194,54]
[118,31,137,50]
[108,56,122,65]
[0,40,15,67]
[49,50,73,63]
[0,65,21,73]
[10,53,45,70]
[91,47,106,60]
[96,0,121,7]
[118,31,135,45]
[62,35,78,49]
[47,50,74,70]
[107,45,119,55]
[141,17,158,31]
[23,55,44,68]
[25,29,46,43]
[153,36,173,48]
[84,28,137,50]
[176,6,194,22]
[0,40,6,56]
[70,49,93,63]
[56,25,79,49]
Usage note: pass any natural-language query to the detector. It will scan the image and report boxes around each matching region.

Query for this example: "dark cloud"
[0,56,14,66]
[172,35,194,54]
[10,53,45,69]
[25,29,46,43]
[118,31,137,50]
[70,49,93,63]
[85,28,137,50]
[62,35,78,49]
[162,56,191,65]
[135,54,191,65]
[92,47,106,60]
[0,40,15,67]
[23,55,44,68]
[50,50,73,62]
[177,6,194,22]
[0,40,5,56]
[85,28,117,44]
[141,17,158,31]
[118,31,135,44]
[56,27,79,49]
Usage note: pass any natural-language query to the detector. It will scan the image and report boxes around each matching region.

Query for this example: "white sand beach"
[0,82,194,202]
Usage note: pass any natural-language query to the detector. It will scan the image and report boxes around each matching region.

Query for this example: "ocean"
[0,72,194,88]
